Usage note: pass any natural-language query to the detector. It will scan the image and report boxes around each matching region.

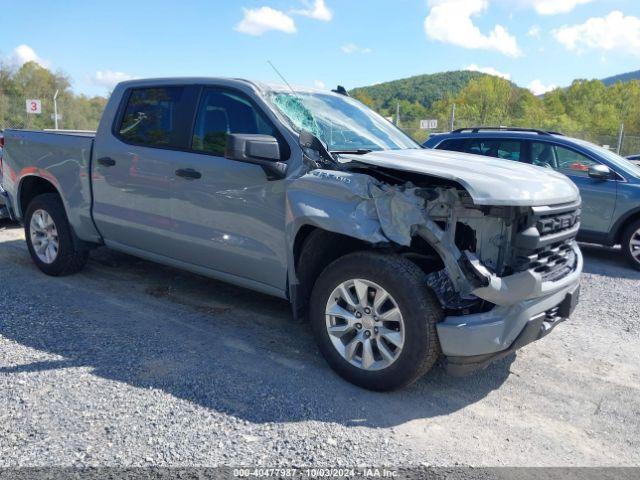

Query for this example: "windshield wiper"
[330,149,373,155]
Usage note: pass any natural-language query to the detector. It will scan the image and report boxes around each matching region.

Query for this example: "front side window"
[531,142,601,176]
[554,145,598,176]
[266,91,419,152]
[192,89,279,156]
[118,87,185,147]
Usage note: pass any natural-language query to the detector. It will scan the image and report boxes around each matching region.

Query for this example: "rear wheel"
[24,193,89,276]
[310,251,442,391]
[622,219,640,271]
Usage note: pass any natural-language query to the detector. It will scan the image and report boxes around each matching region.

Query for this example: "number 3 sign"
[26,99,42,114]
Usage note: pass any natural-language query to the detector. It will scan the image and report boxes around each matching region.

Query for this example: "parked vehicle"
[425,128,640,270]
[627,154,640,166]
[1,80,582,390]
[0,132,7,220]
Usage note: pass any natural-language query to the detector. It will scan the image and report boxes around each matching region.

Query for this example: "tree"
[0,61,107,131]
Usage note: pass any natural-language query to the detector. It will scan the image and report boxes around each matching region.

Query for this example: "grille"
[514,202,581,281]
[530,240,577,282]
[536,209,581,236]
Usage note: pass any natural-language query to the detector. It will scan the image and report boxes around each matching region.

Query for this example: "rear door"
[92,85,199,256]
[168,86,290,290]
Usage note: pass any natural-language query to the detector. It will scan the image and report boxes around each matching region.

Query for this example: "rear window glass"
[118,87,185,147]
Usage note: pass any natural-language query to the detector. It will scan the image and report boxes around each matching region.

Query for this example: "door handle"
[97,157,116,167]
[175,168,202,180]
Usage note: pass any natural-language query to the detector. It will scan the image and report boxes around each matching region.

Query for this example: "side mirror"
[588,164,611,180]
[225,134,287,179]
[299,130,333,163]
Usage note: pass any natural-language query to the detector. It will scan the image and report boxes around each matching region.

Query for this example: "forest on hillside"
[0,61,106,131]
[2,62,640,154]
[351,72,640,152]
[350,71,490,111]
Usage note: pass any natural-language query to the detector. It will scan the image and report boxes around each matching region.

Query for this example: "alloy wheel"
[325,279,405,371]
[30,209,59,264]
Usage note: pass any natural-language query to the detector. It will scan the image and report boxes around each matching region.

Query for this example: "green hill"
[350,70,497,110]
[601,70,640,86]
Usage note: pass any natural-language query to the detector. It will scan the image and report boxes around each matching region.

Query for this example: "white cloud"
[10,44,50,68]
[340,43,372,54]
[466,64,511,80]
[314,80,326,89]
[528,79,557,95]
[527,25,541,38]
[292,0,332,21]
[235,7,296,36]
[529,0,593,15]
[553,11,640,56]
[424,0,521,57]
[341,43,358,54]
[92,70,137,89]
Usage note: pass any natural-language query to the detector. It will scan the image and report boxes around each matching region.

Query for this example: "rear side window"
[437,139,467,152]
[465,139,524,162]
[531,142,558,169]
[192,88,280,156]
[118,87,186,147]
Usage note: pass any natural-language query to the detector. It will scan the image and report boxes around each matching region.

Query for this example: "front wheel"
[24,193,89,276]
[622,219,640,271]
[309,251,442,391]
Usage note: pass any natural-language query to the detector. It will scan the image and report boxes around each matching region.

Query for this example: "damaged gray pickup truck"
[0,78,582,390]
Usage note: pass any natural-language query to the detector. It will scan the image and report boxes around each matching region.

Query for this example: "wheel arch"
[290,225,375,320]
[18,175,62,219]
[610,207,640,245]
[289,224,445,321]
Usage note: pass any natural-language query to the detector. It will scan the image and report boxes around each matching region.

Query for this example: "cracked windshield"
[268,91,419,152]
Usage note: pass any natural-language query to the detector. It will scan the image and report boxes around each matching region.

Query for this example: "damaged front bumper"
[437,245,583,375]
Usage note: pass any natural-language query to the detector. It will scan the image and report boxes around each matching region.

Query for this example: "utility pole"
[449,103,456,131]
[616,123,624,155]
[53,90,59,130]
[395,103,400,127]
[53,90,60,130]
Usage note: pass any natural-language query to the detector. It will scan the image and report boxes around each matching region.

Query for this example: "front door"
[530,141,618,236]
[168,87,289,291]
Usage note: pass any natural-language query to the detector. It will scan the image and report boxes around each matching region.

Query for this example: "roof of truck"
[114,77,340,96]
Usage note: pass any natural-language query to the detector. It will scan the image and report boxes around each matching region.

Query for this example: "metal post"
[616,123,624,155]
[53,90,59,130]
[449,103,456,131]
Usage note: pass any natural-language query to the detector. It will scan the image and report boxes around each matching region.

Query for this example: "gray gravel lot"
[0,220,639,467]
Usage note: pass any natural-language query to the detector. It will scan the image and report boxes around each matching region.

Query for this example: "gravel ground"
[0,221,639,468]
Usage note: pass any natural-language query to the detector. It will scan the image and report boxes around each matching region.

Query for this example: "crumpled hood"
[341,148,580,207]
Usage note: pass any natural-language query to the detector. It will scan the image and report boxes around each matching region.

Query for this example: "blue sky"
[1,0,639,97]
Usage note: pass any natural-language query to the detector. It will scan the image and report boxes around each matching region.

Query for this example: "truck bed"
[1,129,99,241]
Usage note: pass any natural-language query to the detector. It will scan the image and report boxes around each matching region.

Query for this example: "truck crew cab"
[0,79,582,390]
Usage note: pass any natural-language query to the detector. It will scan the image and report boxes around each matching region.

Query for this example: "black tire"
[24,193,89,276]
[621,219,640,271]
[310,251,443,391]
